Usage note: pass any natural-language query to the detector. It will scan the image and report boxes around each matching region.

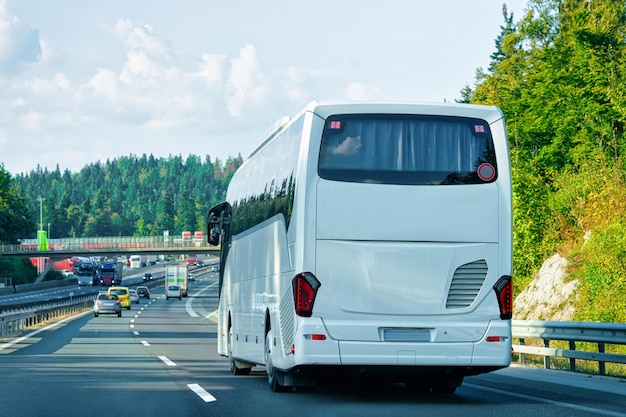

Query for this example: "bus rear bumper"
[289,320,511,376]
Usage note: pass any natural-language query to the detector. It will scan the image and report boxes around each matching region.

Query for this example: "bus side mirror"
[208,223,220,246]
[207,202,231,247]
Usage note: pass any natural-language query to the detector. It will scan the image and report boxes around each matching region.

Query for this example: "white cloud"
[85,68,119,100]
[196,53,226,86]
[106,18,170,58]
[226,44,269,117]
[0,0,41,74]
[13,73,70,94]
[120,50,162,82]
[37,38,60,66]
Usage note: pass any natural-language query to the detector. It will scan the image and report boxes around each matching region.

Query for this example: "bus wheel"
[265,331,291,392]
[228,327,251,376]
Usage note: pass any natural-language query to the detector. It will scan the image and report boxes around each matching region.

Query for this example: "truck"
[76,260,97,285]
[165,264,188,298]
[98,261,123,286]
[143,254,158,267]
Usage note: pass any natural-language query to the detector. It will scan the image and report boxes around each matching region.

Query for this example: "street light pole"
[38,196,45,231]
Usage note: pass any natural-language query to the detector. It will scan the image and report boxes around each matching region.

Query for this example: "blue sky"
[0,0,528,175]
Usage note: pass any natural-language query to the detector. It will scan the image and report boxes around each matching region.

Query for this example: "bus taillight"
[493,275,513,320]
[292,272,321,317]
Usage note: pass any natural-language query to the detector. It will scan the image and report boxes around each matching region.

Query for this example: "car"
[210,264,220,272]
[186,256,197,266]
[143,272,153,281]
[129,289,140,304]
[166,285,182,300]
[61,269,74,277]
[136,286,150,299]
[93,293,122,317]
[187,273,196,282]
[107,286,131,310]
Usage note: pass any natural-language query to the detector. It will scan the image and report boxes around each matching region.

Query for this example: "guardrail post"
[598,342,605,376]
[543,338,551,369]
[519,338,526,365]
[569,340,576,371]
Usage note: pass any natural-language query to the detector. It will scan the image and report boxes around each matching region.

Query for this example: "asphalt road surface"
[1,273,625,417]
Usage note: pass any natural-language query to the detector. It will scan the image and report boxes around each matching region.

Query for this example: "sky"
[0,0,529,175]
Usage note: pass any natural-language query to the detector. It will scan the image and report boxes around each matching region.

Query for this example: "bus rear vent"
[446,260,488,309]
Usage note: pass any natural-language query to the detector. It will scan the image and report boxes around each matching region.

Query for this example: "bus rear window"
[318,114,498,185]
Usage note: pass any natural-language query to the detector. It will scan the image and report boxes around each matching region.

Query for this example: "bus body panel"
[316,181,500,243]
[314,240,500,319]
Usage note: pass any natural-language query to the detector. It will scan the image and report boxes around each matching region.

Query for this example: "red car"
[186,256,197,266]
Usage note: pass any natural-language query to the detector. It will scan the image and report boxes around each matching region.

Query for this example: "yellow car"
[107,286,131,310]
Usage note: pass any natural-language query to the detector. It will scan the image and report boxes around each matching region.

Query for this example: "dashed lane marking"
[188,384,217,403]
[158,356,176,366]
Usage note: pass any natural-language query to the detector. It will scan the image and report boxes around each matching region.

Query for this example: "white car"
[166,285,182,300]
[129,289,140,304]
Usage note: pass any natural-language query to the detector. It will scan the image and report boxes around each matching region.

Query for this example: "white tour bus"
[129,255,142,269]
[208,101,513,394]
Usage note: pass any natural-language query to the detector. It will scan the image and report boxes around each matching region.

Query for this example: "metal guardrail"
[512,320,626,376]
[0,293,94,339]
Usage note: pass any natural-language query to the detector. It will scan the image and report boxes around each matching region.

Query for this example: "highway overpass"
[0,235,220,281]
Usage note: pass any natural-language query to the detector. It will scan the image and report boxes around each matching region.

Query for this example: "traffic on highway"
[0,262,625,417]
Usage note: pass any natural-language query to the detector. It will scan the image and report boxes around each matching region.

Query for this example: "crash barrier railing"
[512,320,626,376]
[0,293,94,339]
[0,278,165,339]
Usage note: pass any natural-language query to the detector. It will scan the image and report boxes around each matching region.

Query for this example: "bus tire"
[265,330,291,392]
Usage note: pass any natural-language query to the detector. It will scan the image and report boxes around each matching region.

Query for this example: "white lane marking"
[129,324,134,328]
[130,319,135,322]
[133,331,140,336]
[466,383,626,417]
[188,384,217,403]
[158,356,176,366]
[141,340,150,346]
[185,281,220,318]
[206,310,218,319]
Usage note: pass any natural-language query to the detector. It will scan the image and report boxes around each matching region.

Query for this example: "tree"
[153,190,176,235]
[0,165,33,243]
[175,183,197,234]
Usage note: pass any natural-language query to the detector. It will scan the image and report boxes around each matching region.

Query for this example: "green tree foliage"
[472,0,626,320]
[0,164,33,243]
[13,154,243,240]
[0,258,37,285]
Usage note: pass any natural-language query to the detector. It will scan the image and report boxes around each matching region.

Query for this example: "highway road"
[1,272,625,417]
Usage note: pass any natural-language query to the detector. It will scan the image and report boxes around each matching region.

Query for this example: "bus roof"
[307,100,504,123]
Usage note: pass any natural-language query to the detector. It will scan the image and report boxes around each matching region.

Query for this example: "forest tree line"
[9,153,243,242]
